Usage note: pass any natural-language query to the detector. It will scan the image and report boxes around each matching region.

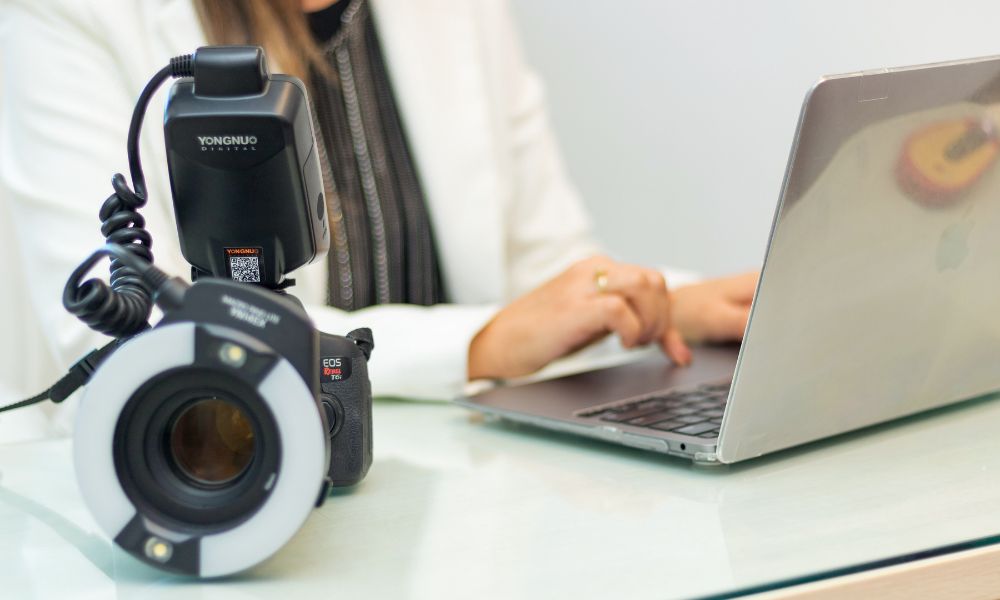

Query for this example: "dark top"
[307,1,351,42]
[306,0,445,310]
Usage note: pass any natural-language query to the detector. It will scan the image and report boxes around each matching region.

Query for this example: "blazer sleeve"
[476,0,604,299]
[0,1,135,379]
[305,302,497,400]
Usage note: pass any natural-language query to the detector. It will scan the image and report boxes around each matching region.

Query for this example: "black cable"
[7,244,189,416]
[1,54,195,414]
[0,341,119,415]
[0,390,52,415]
[64,244,190,316]
[64,56,193,339]
[126,65,172,201]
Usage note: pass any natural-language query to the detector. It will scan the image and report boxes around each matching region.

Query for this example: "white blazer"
[0,0,606,417]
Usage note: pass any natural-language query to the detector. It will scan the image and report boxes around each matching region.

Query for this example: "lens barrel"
[170,398,256,486]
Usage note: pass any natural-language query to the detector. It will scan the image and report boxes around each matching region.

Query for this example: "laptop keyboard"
[576,381,731,439]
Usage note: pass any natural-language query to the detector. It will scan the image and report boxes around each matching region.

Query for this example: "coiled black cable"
[0,54,200,414]
[63,56,193,338]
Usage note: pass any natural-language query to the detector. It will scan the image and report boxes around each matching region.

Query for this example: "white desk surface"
[3,392,1000,599]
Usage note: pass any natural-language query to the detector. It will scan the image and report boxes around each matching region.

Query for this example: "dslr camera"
[62,47,373,576]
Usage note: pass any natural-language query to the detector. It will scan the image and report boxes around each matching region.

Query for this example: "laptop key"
[674,414,706,424]
[702,409,725,418]
[703,382,731,392]
[650,420,684,431]
[673,422,718,436]
[698,431,720,438]
[628,411,679,426]
[599,403,668,422]
[680,393,709,403]
[626,399,664,411]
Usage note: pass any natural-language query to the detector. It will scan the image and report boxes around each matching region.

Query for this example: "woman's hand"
[467,256,692,380]
[670,272,759,344]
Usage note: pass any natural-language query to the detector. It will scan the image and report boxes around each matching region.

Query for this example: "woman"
[0,0,755,410]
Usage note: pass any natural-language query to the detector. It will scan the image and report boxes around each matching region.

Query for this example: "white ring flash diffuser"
[73,322,326,576]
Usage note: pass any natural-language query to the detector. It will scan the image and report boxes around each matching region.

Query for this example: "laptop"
[456,55,1000,464]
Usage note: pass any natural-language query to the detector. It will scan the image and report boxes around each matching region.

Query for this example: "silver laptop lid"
[718,56,1000,463]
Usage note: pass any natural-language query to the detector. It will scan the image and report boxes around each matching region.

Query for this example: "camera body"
[318,327,374,486]
[76,275,372,576]
[156,277,374,489]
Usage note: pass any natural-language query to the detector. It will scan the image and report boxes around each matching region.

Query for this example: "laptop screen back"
[719,56,1000,463]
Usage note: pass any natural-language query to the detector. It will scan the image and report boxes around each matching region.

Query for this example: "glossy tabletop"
[3,390,1000,599]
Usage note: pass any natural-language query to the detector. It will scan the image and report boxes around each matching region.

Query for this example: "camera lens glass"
[169,398,256,486]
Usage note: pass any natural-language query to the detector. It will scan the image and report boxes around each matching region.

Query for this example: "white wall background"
[509,0,1000,276]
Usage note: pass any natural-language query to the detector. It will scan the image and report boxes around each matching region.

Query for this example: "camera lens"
[169,398,256,486]
[79,323,329,576]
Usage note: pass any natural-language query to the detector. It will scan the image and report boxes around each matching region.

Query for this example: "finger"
[596,266,668,344]
[660,282,691,365]
[593,264,664,297]
[595,294,644,348]
[661,327,692,366]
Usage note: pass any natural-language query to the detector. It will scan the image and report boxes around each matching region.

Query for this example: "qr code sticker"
[229,256,261,283]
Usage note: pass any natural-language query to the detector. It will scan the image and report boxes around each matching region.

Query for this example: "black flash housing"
[164,46,330,289]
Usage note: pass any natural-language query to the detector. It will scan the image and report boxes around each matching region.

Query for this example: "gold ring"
[594,269,609,293]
